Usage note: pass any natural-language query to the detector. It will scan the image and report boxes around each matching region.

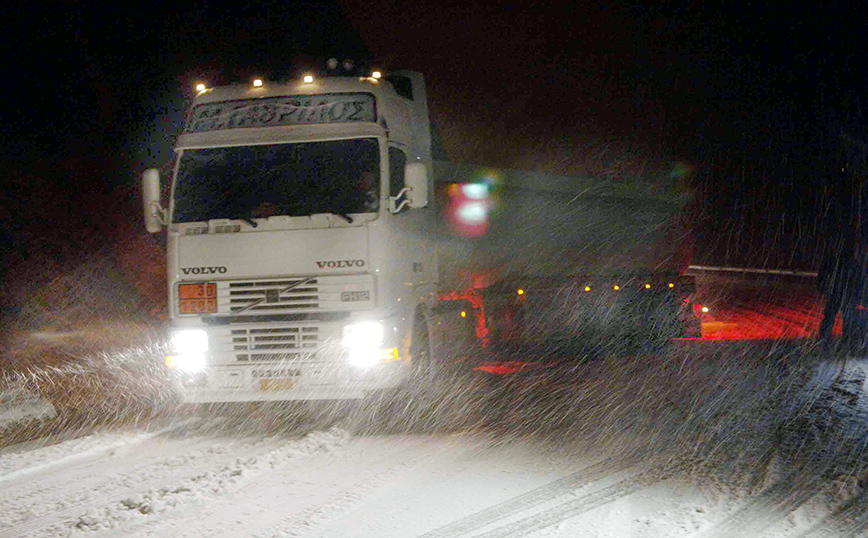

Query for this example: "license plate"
[251,368,300,379]
[259,379,295,391]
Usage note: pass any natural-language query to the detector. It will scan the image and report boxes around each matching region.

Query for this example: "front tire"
[410,311,436,381]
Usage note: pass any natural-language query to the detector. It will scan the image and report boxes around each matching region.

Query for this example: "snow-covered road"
[4,273,868,538]
[1,389,866,538]
[0,418,725,538]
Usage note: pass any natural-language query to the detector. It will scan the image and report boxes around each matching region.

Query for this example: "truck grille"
[229,279,320,312]
[211,322,342,362]
[216,274,374,315]
[230,326,320,361]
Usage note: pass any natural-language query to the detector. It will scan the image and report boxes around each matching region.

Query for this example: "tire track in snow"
[793,491,868,538]
[418,458,682,538]
[169,436,452,538]
[55,426,353,538]
[250,436,468,538]
[469,460,684,538]
[690,473,819,538]
[0,418,198,486]
[416,457,636,538]
[0,422,218,506]
[0,434,229,529]
[0,426,314,538]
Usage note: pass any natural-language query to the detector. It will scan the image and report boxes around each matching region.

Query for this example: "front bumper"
[172,359,410,402]
[167,317,409,402]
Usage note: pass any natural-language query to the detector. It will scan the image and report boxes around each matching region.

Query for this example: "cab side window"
[389,147,407,198]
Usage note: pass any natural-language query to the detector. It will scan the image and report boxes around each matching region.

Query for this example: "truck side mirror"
[142,168,166,233]
[389,162,429,213]
[405,162,428,209]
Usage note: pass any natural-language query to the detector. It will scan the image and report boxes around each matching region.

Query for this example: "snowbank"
[0,388,55,430]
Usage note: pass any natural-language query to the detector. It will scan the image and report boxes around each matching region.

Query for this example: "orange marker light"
[613,285,620,291]
[584,286,591,292]
[645,283,651,289]
[668,282,675,288]
[517,288,525,296]
[195,83,207,92]
[460,311,467,318]
[252,78,263,87]
[303,74,314,84]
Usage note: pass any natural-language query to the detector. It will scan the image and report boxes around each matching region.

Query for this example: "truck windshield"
[172,138,380,223]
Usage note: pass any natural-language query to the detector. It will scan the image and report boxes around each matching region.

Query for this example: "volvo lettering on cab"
[182,267,228,275]
[316,260,365,269]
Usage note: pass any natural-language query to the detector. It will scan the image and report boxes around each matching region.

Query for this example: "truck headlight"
[343,322,385,367]
[342,322,384,349]
[167,329,208,372]
[171,329,209,354]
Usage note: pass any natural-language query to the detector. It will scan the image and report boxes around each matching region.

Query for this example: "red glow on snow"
[697,297,840,340]
[474,361,555,375]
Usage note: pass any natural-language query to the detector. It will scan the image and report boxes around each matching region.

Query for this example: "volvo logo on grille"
[316,260,365,269]
[265,289,280,303]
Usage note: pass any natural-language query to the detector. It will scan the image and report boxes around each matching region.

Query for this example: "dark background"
[2,2,867,329]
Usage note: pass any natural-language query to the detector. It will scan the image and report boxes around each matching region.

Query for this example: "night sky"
[4,2,867,273]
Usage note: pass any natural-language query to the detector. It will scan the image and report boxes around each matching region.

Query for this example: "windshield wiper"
[316,208,354,223]
[327,212,354,224]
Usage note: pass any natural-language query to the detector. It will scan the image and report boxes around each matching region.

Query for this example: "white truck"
[143,68,438,402]
[142,65,699,403]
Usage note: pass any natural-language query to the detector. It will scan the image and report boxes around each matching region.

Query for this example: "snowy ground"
[2,342,868,538]
[2,275,868,537]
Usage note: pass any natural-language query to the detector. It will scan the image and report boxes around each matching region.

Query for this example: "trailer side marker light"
[517,288,525,296]
[668,282,675,288]
[613,285,620,291]
[460,311,467,318]
[584,286,591,292]
[645,283,651,289]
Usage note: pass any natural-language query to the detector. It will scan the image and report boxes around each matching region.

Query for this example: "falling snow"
[1,273,867,537]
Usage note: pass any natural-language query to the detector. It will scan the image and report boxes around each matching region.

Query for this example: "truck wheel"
[410,312,436,381]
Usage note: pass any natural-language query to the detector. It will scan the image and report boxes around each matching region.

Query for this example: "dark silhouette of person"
[356,170,379,212]
[818,167,864,348]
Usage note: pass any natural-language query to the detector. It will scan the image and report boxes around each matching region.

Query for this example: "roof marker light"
[303,74,314,84]
[195,82,207,92]
[371,70,382,79]
[701,306,710,313]
[252,78,263,87]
